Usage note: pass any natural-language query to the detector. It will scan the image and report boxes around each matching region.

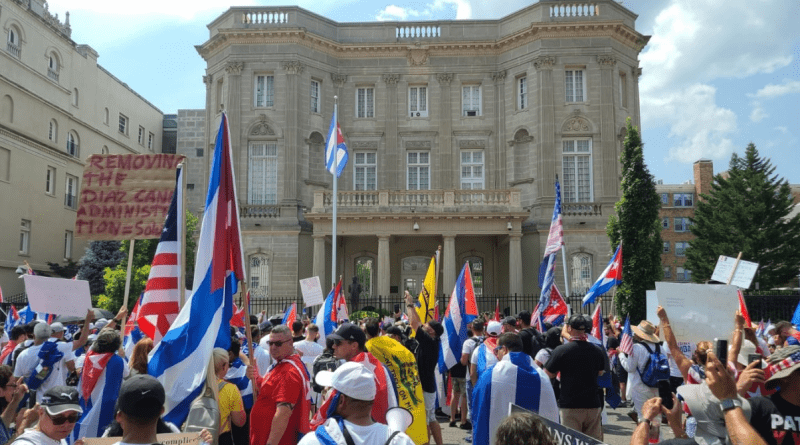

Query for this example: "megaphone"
[385,407,413,433]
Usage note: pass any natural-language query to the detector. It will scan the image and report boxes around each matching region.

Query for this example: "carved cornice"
[283,61,305,75]
[491,70,507,82]
[224,61,244,75]
[382,74,400,85]
[562,116,592,133]
[203,74,213,89]
[597,55,616,68]
[436,73,453,84]
[405,141,432,149]
[459,139,487,148]
[351,141,379,149]
[250,114,276,136]
[331,73,347,87]
[533,56,556,71]
[508,135,534,146]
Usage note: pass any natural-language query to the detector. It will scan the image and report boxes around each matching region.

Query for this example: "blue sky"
[49,0,800,185]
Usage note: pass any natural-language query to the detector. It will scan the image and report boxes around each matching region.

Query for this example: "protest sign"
[75,154,185,240]
[655,282,738,346]
[646,290,659,336]
[509,404,606,445]
[23,275,91,317]
[300,276,325,307]
[711,255,758,288]
[84,433,200,445]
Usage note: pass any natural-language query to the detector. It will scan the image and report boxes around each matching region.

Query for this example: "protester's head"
[94,318,109,332]
[292,320,304,336]
[545,326,562,350]
[495,332,523,360]
[115,374,166,432]
[693,341,713,366]
[330,323,367,361]
[495,412,556,445]
[517,311,532,328]
[363,318,381,339]
[24,321,36,339]
[50,322,65,338]
[34,322,52,341]
[212,347,230,377]
[0,365,16,404]
[325,337,336,353]
[130,338,154,375]
[766,345,800,391]
[249,325,261,344]
[228,336,241,363]
[306,323,320,341]
[425,320,444,340]
[472,317,486,334]
[631,320,659,343]
[10,325,26,342]
[502,316,517,332]
[386,326,405,344]
[775,321,796,341]
[486,321,502,337]
[269,325,295,361]
[93,329,122,353]
[39,386,82,440]
[259,320,272,335]
[567,314,592,334]
[315,362,376,419]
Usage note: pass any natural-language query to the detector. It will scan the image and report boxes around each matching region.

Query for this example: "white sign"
[84,433,200,445]
[655,282,738,346]
[646,290,660,338]
[23,275,92,317]
[711,255,759,288]
[300,276,325,307]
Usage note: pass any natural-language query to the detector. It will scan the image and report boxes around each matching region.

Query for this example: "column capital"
[224,61,244,75]
[436,73,454,84]
[533,56,556,71]
[377,234,391,240]
[203,74,213,89]
[382,73,400,85]
[331,73,347,87]
[596,55,616,69]
[508,232,523,239]
[283,61,305,75]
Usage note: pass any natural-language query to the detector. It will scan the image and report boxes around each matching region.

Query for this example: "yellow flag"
[366,336,427,445]
[416,254,437,322]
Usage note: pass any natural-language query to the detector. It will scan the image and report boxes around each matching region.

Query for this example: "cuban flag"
[334,280,349,323]
[231,302,246,328]
[473,337,499,381]
[439,262,479,373]
[315,284,340,347]
[472,352,559,445]
[139,167,183,346]
[18,304,36,324]
[123,294,144,358]
[542,284,568,326]
[531,304,544,332]
[71,351,125,442]
[282,302,297,327]
[589,304,603,347]
[738,290,753,328]
[225,358,254,410]
[148,112,245,427]
[619,315,633,355]
[325,105,348,177]
[583,243,622,306]
[5,306,21,330]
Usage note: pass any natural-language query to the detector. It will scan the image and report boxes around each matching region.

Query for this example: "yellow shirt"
[218,379,244,434]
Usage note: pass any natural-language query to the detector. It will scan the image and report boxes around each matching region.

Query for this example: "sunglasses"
[268,339,290,347]
[48,412,80,425]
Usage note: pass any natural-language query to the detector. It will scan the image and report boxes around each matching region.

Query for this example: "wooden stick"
[178,163,187,308]
[726,252,743,285]
[239,282,258,398]
[120,239,135,328]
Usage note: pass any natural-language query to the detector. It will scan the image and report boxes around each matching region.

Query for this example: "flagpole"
[178,163,187,309]
[121,239,135,327]
[331,97,339,288]
[433,245,441,322]
[561,245,570,299]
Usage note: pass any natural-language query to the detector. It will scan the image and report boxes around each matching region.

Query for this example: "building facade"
[187,0,650,306]
[0,0,163,296]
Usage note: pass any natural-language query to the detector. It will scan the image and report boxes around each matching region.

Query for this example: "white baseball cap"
[315,362,376,402]
[50,322,65,333]
[486,321,502,337]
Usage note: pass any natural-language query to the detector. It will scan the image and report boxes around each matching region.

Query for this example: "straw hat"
[631,320,659,343]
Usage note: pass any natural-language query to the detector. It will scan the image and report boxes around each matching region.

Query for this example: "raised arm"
[657,305,692,380]
[404,291,422,331]
[729,311,745,368]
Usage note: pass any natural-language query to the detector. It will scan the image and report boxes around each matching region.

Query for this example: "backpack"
[638,343,670,387]
[525,328,547,358]
[182,382,223,441]
[312,352,339,393]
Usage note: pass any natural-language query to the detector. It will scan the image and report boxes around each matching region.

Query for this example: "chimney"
[693,160,713,200]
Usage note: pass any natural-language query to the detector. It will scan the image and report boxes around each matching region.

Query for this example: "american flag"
[543,179,564,258]
[531,304,544,332]
[138,167,183,345]
[619,315,633,355]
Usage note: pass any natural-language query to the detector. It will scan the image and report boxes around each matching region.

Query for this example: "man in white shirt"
[11,385,82,445]
[248,325,271,377]
[619,320,665,420]
[14,323,76,403]
[295,324,324,407]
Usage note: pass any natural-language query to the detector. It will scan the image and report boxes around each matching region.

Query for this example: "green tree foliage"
[77,241,125,295]
[607,118,663,322]
[684,143,800,289]
[47,260,80,278]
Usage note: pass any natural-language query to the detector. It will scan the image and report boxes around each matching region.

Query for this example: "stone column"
[533,56,556,201]
[436,73,454,188]
[377,235,390,297]
[202,74,214,201]
[382,74,400,190]
[282,61,304,205]
[443,235,456,300]
[509,233,523,295]
[224,62,243,194]
[597,55,618,200]
[313,234,327,287]
[492,70,507,189]
[633,67,642,129]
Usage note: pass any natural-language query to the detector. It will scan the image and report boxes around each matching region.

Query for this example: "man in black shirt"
[544,314,606,441]
[748,345,800,445]
[516,310,542,358]
[405,292,444,445]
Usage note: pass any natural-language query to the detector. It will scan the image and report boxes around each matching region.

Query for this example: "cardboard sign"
[300,276,325,307]
[655,282,738,346]
[23,275,91,317]
[84,432,201,445]
[711,255,759,288]
[509,404,606,445]
[75,154,185,240]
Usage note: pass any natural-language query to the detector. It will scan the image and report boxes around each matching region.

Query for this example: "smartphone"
[28,390,36,409]
[657,379,673,409]
[715,339,728,365]
[747,353,762,369]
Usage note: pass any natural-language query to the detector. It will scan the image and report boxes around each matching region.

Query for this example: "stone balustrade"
[312,189,523,213]
[240,204,281,218]
[563,202,603,217]
[549,3,599,18]
[47,68,59,82]
[242,10,291,25]
[396,25,441,39]
[6,42,21,58]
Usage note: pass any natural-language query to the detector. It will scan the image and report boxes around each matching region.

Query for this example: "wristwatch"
[720,398,742,412]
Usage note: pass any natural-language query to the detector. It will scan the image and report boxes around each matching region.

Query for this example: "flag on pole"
[542,284,568,326]
[282,303,298,327]
[737,290,752,328]
[315,285,339,347]
[334,281,349,323]
[583,243,622,306]
[543,180,564,258]
[5,306,20,330]
[416,254,438,323]
[619,315,633,355]
[123,295,144,359]
[325,106,348,177]
[538,253,558,310]
[139,167,183,345]
[493,298,501,322]
[148,112,245,427]
[439,262,479,373]
[531,304,543,332]
[590,304,603,346]
[230,302,246,329]
[18,304,35,324]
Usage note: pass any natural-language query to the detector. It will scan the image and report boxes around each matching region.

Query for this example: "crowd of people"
[0,295,798,445]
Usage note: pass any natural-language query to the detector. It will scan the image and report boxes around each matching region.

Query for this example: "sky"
[47,0,800,185]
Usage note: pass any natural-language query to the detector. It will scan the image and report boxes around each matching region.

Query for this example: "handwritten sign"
[300,276,325,307]
[84,433,201,445]
[655,282,738,346]
[23,275,92,317]
[75,154,185,240]
[710,255,759,288]
[509,404,606,445]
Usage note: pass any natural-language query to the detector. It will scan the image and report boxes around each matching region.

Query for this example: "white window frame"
[674,218,691,232]
[663,266,671,279]
[249,255,270,299]
[46,166,56,195]
[310,79,320,114]
[354,151,377,191]
[571,253,593,295]
[66,132,78,157]
[65,174,78,209]
[565,69,585,103]
[517,76,527,110]
[255,75,275,108]
[356,87,375,119]
[138,126,145,145]
[674,193,693,207]
[20,219,30,255]
[661,193,669,205]
[662,217,669,229]
[408,85,428,117]
[406,151,430,191]
[64,230,73,259]
[148,132,154,150]
[247,142,278,205]
[119,114,128,135]
[675,241,689,256]
[562,138,593,203]
[48,120,57,142]
[7,28,20,58]
[460,150,484,190]
[663,242,670,253]
[462,85,482,117]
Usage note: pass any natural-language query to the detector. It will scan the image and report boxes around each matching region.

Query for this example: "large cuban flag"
[472,352,559,445]
[582,243,622,306]
[439,262,479,373]
[148,112,245,427]
[71,352,125,442]
[325,105,348,177]
[315,280,343,347]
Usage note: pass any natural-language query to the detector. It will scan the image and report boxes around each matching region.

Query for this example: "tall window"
[46,166,56,195]
[619,72,628,108]
[138,126,145,145]
[48,54,59,81]
[571,253,592,295]
[407,151,429,190]
[20,219,30,254]
[356,87,374,118]
[674,218,691,232]
[119,114,128,135]
[354,152,377,190]
[675,241,689,256]
[661,193,669,205]
[460,150,484,189]
[354,257,374,300]
[65,174,78,209]
[48,119,57,142]
[662,218,669,229]
[310,79,320,113]
[663,242,670,253]
[565,69,585,102]
[64,231,73,259]
[66,132,78,157]
[676,267,691,282]
[562,139,592,202]
[518,76,527,109]
[249,255,270,299]
[255,75,274,108]
[7,28,20,58]
[462,85,481,116]
[674,193,693,207]
[248,142,278,205]
[464,256,484,298]
[409,86,428,117]
[663,266,671,279]
[148,132,154,150]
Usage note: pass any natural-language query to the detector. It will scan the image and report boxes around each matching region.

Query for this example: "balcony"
[311,189,523,214]
[48,67,60,82]
[562,202,603,217]
[240,204,280,219]
[6,42,20,58]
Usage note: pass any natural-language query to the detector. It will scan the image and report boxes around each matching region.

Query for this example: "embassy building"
[181,0,650,304]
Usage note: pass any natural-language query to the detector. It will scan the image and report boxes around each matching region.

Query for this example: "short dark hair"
[307,323,319,334]
[93,330,122,353]
[0,365,12,389]
[228,336,241,358]
[10,326,26,341]
[495,412,555,445]
[472,317,486,333]
[775,321,793,333]
[292,320,304,334]
[497,332,523,352]
[517,311,531,326]
[364,318,381,338]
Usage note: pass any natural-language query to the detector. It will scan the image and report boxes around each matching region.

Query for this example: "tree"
[77,241,126,295]
[607,118,663,322]
[47,260,80,278]
[684,143,800,289]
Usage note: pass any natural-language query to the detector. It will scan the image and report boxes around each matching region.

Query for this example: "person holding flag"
[415,252,439,323]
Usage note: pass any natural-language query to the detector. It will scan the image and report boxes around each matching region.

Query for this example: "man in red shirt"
[250,325,310,445]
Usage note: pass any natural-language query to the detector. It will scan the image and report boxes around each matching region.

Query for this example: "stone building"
[187,0,650,306]
[0,0,163,295]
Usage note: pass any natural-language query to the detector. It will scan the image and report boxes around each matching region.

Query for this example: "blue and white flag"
[314,285,339,347]
[71,352,125,442]
[472,352,558,445]
[439,262,478,373]
[225,358,254,410]
[537,253,558,312]
[148,112,246,427]
[473,339,498,381]
[18,304,36,324]
[325,107,348,177]
[583,243,623,306]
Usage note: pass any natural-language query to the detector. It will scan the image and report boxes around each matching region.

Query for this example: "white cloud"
[775,126,789,135]
[750,80,800,99]
[376,5,419,21]
[750,106,767,123]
